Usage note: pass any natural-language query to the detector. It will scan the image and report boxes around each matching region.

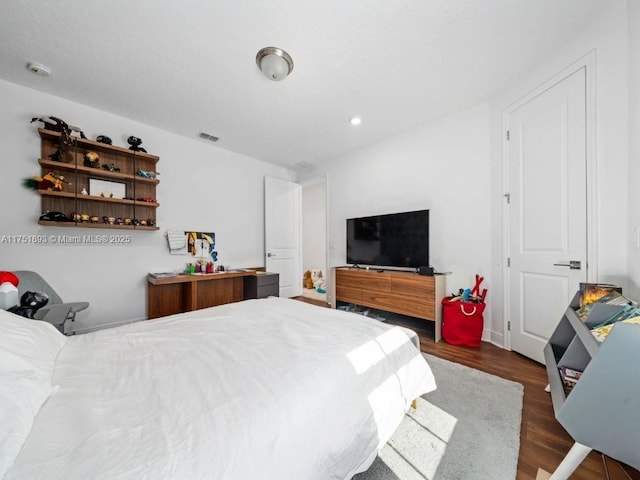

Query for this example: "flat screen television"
[346,209,429,269]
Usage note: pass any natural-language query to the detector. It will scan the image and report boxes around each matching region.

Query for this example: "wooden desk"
[147,271,268,319]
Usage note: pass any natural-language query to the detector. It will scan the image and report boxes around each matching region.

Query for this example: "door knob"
[553,260,581,270]
[267,252,276,257]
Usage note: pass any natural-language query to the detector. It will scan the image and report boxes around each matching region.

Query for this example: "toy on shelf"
[30,116,86,163]
[102,163,120,172]
[127,135,147,153]
[96,135,112,145]
[23,171,71,191]
[136,169,159,179]
[83,151,100,168]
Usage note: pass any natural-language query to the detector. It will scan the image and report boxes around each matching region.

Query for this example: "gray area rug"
[354,353,524,480]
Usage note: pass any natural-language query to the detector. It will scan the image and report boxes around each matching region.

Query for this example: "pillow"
[0,308,67,381]
[0,371,55,478]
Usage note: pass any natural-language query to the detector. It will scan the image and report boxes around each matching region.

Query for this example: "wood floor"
[294,297,639,480]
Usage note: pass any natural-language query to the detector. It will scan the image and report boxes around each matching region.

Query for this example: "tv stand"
[333,266,445,341]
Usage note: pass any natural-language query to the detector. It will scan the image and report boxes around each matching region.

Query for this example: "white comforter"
[7,297,436,480]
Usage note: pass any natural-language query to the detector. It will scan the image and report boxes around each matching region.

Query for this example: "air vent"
[198,132,219,142]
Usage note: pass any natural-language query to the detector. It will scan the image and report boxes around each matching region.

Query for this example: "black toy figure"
[8,291,49,319]
[127,136,147,153]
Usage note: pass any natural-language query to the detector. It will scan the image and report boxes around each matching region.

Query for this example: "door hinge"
[507,257,511,267]
[504,193,511,204]
[507,321,511,331]
[506,130,510,140]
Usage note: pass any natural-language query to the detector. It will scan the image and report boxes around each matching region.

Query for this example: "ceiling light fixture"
[256,47,294,81]
[350,116,362,126]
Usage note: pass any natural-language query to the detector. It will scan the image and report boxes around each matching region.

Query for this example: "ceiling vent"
[198,132,219,143]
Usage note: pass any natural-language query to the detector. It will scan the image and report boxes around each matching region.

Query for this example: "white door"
[506,67,588,364]
[265,176,303,298]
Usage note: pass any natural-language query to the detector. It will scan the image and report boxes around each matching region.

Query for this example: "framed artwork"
[185,231,216,258]
[89,178,126,199]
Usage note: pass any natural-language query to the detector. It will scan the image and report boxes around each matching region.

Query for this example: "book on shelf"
[579,282,623,307]
[559,366,583,395]
[574,289,633,322]
[590,315,640,343]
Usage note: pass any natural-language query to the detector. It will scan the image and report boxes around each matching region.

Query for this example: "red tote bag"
[441,297,486,347]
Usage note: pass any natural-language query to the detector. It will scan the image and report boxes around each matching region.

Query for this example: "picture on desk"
[185,231,215,258]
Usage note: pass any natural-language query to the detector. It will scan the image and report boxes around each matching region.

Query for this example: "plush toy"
[311,269,326,294]
[0,271,19,310]
[303,270,314,289]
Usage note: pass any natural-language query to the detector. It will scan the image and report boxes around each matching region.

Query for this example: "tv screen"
[346,209,429,269]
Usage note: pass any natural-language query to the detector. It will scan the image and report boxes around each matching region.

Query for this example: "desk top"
[147,270,258,285]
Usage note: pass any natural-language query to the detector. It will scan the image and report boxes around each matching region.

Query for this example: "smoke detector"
[27,62,51,76]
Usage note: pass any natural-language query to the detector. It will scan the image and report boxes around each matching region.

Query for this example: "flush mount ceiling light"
[350,116,362,126]
[256,47,294,81]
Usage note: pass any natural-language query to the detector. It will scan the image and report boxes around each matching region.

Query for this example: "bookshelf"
[543,291,640,479]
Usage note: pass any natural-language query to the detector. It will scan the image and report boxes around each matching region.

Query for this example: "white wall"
[301,179,327,276]
[0,79,293,331]
[315,103,492,333]
[628,1,640,299]
[489,1,630,346]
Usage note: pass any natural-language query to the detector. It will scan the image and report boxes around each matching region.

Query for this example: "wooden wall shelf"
[35,128,160,230]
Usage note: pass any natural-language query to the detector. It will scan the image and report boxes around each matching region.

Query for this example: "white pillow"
[0,371,55,478]
[0,309,67,381]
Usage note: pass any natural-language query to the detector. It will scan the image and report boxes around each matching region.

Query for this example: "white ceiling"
[0,0,611,169]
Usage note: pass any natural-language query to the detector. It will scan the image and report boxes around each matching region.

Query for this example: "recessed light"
[350,116,362,126]
[27,62,51,76]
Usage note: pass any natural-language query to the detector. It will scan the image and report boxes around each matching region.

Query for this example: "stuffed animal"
[311,269,326,294]
[303,270,314,289]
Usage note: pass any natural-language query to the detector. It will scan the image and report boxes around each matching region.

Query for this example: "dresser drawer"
[244,273,279,299]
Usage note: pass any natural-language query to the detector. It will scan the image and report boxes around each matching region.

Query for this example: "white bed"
[1,297,436,480]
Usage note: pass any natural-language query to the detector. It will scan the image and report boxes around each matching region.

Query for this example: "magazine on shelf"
[590,316,640,343]
[579,282,623,307]
[574,289,633,322]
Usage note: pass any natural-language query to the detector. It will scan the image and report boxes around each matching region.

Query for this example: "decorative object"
[123,217,132,225]
[256,47,294,81]
[96,135,112,145]
[30,116,86,163]
[355,353,523,480]
[23,171,70,191]
[83,151,100,168]
[80,188,88,195]
[101,163,120,172]
[89,216,99,223]
[80,213,90,222]
[89,178,126,199]
[136,169,159,179]
[127,135,147,153]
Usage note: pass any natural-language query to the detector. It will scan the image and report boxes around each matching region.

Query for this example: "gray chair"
[14,271,89,335]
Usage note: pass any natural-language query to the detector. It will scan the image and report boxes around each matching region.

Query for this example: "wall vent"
[198,132,219,142]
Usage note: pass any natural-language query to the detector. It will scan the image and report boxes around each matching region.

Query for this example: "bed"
[1,297,436,480]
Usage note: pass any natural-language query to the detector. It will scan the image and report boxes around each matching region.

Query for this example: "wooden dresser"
[334,267,445,341]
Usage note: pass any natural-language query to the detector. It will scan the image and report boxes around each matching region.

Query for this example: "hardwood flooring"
[293,296,640,480]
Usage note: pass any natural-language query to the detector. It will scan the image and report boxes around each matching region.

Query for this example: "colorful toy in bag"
[442,274,487,347]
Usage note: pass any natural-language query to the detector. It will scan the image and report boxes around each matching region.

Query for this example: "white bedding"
[6,297,436,480]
